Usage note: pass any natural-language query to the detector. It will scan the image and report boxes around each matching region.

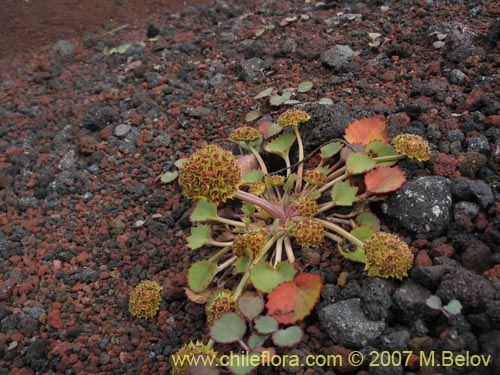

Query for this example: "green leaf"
[235,256,251,273]
[285,16,298,22]
[109,43,131,54]
[255,28,266,38]
[309,191,321,200]
[351,225,375,242]
[331,181,358,206]
[298,81,313,93]
[248,333,268,350]
[337,242,366,263]
[243,170,263,184]
[245,110,261,122]
[300,14,310,20]
[264,133,296,158]
[368,32,382,40]
[443,299,462,315]
[174,158,188,169]
[346,152,376,174]
[320,141,342,159]
[270,95,285,106]
[191,199,218,221]
[272,326,303,347]
[281,90,292,101]
[188,261,217,292]
[355,212,380,231]
[250,261,296,294]
[226,352,260,375]
[209,312,246,344]
[255,315,279,334]
[318,97,333,105]
[187,225,211,249]
[241,203,255,215]
[283,174,297,194]
[238,295,265,321]
[366,141,398,166]
[160,171,178,183]
[255,87,273,99]
[426,295,442,310]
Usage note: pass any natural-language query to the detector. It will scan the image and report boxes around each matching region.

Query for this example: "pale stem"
[235,189,284,219]
[213,216,247,228]
[318,170,348,194]
[208,240,233,247]
[248,144,269,175]
[238,339,250,352]
[294,126,305,194]
[283,235,295,263]
[316,218,364,248]
[325,231,344,243]
[318,201,336,214]
[273,236,284,266]
[374,155,405,163]
[284,153,292,178]
[216,255,238,273]
[208,246,231,263]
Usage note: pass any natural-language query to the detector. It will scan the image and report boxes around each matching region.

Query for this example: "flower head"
[232,231,266,258]
[363,232,414,280]
[277,109,311,127]
[179,145,242,205]
[230,126,261,142]
[249,182,266,196]
[392,134,431,162]
[171,341,218,375]
[265,175,285,186]
[295,197,318,218]
[129,280,162,319]
[206,290,238,325]
[293,219,325,248]
[304,169,328,186]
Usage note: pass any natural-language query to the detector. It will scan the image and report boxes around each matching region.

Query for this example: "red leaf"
[344,118,389,146]
[266,273,322,325]
[364,166,407,194]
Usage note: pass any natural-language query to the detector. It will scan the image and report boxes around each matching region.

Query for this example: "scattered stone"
[411,265,450,288]
[78,135,97,155]
[454,201,480,222]
[319,299,385,348]
[478,330,500,375]
[462,240,493,274]
[58,149,77,170]
[436,267,495,309]
[449,69,468,85]
[23,339,49,371]
[109,219,126,236]
[240,57,264,82]
[392,280,439,324]
[432,152,459,177]
[115,124,132,138]
[384,176,453,237]
[359,278,392,321]
[82,106,117,131]
[50,40,75,63]
[320,45,358,72]
[467,135,490,154]
[470,180,494,208]
[457,151,488,178]
[185,106,211,118]
[451,176,474,201]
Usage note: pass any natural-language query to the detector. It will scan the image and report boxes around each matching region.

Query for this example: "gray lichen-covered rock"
[360,278,392,321]
[384,176,453,237]
[295,102,353,151]
[240,57,264,82]
[319,298,385,348]
[320,45,358,72]
[436,267,496,309]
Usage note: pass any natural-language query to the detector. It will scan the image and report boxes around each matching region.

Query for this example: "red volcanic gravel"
[1,0,500,374]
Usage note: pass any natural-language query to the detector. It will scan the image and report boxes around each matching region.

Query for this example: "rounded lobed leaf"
[320,141,342,159]
[425,295,443,310]
[190,199,219,222]
[272,326,303,347]
[364,166,407,194]
[250,262,296,294]
[209,312,246,344]
[238,294,265,321]
[226,352,260,375]
[248,333,268,350]
[355,212,380,232]
[188,261,217,293]
[346,152,376,174]
[266,273,322,325]
[255,315,279,334]
[331,181,358,206]
[187,225,211,250]
[344,117,389,146]
[264,132,296,158]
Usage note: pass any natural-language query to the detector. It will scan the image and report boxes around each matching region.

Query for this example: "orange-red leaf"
[266,273,322,325]
[364,166,407,194]
[344,118,389,146]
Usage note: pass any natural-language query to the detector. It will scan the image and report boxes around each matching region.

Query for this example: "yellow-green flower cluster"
[232,231,266,258]
[229,126,261,142]
[392,134,431,162]
[363,232,414,280]
[295,197,318,218]
[206,290,238,325]
[293,219,325,248]
[129,280,162,319]
[179,144,242,205]
[171,341,218,375]
[264,175,285,186]
[277,108,311,127]
[304,169,328,186]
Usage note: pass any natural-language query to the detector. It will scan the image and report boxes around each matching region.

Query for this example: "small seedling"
[426,295,463,318]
